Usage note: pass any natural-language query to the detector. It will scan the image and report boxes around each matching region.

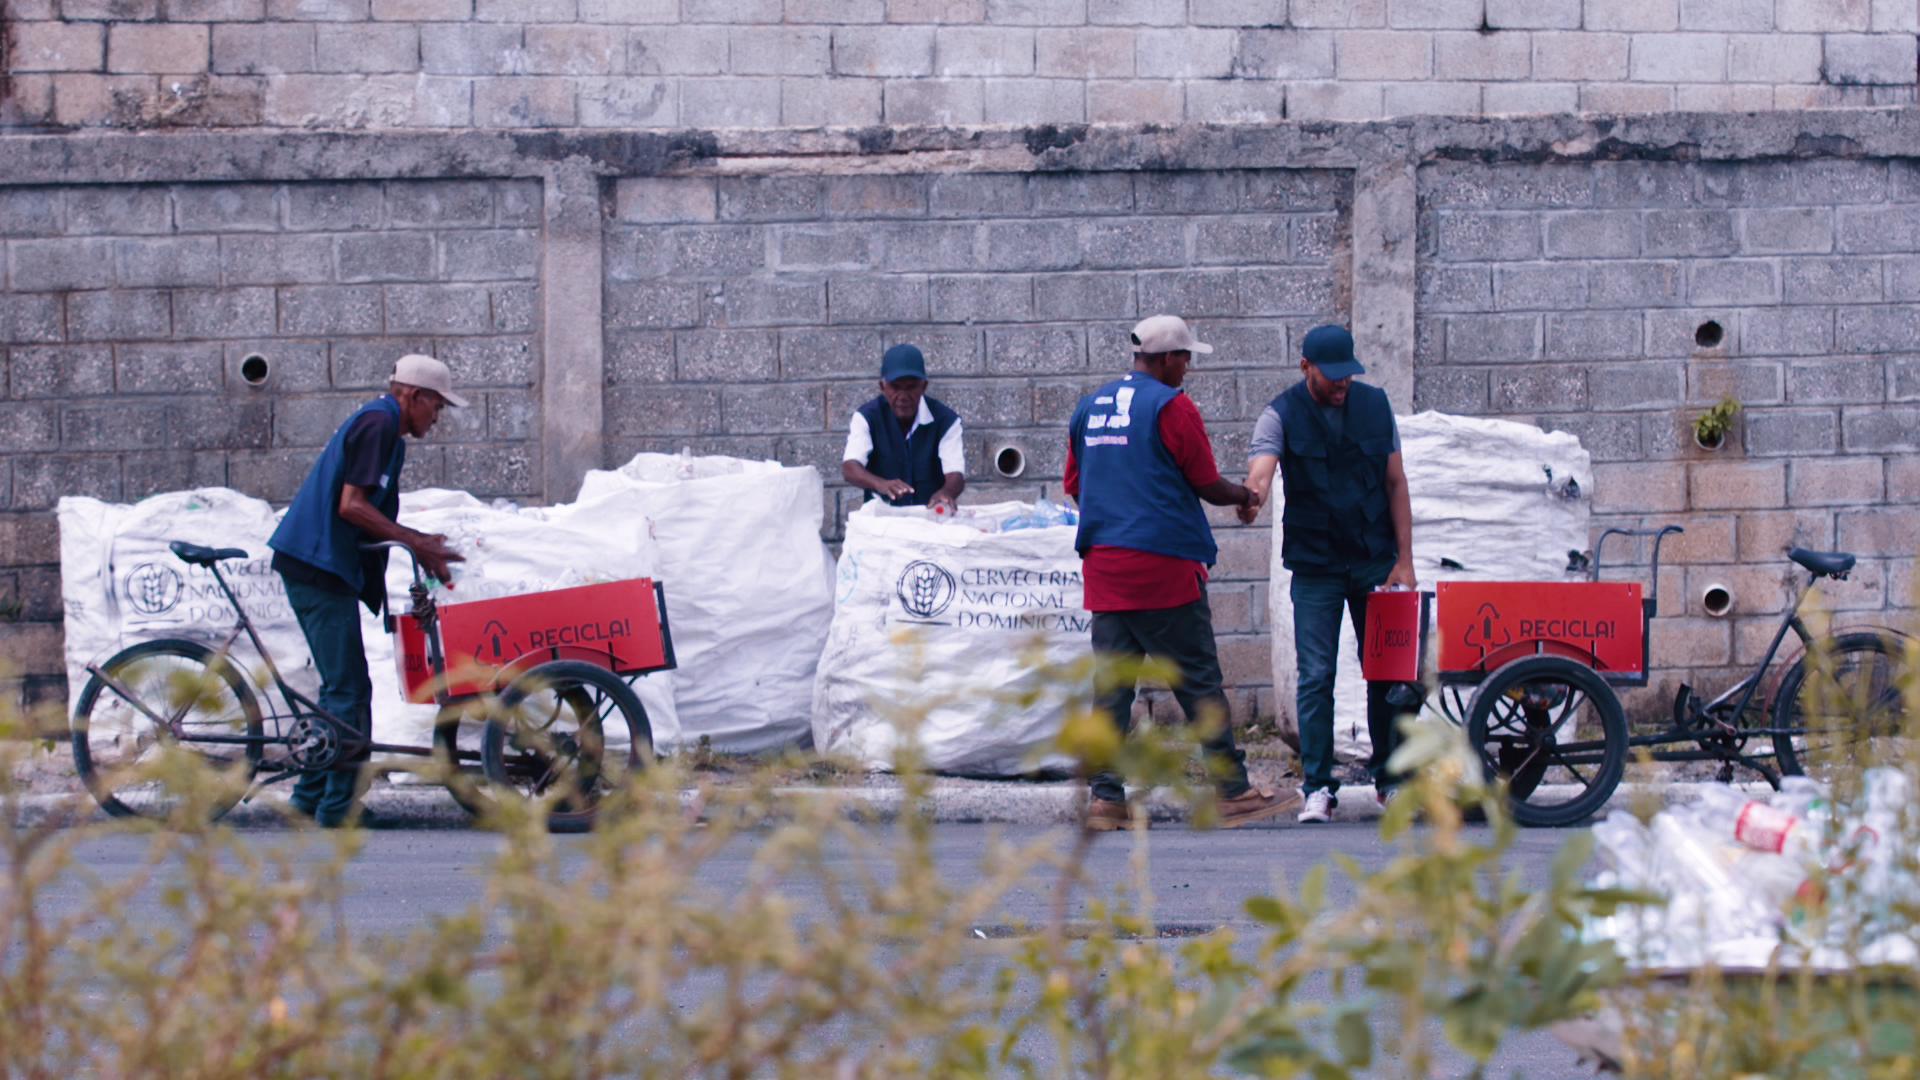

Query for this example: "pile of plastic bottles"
[1585,768,1918,970]
[930,498,1078,533]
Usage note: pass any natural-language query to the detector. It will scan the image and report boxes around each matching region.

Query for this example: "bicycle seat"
[1787,547,1855,578]
[170,540,250,566]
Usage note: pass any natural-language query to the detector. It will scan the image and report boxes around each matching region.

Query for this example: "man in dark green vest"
[1242,325,1415,824]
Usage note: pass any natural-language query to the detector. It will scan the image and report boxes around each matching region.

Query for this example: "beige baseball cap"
[1129,314,1213,355]
[391,354,469,408]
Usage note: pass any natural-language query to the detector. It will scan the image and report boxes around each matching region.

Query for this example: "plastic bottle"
[1689,785,1823,858]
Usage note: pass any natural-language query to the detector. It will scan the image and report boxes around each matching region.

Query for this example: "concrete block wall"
[3,0,1917,129]
[0,176,542,706]
[1413,156,1920,716]
[602,167,1350,722]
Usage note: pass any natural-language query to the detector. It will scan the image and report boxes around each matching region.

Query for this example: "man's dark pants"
[282,577,373,826]
[1291,558,1401,798]
[1089,589,1251,804]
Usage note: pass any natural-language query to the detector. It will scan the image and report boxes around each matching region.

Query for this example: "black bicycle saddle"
[170,540,250,566]
[1786,547,1855,578]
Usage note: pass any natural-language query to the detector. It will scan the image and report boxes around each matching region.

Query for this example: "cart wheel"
[1772,632,1908,789]
[431,709,491,820]
[1466,656,1627,828]
[479,660,652,833]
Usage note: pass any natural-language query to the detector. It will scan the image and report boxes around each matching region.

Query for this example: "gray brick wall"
[0,177,541,706]
[1415,157,1920,715]
[604,166,1350,721]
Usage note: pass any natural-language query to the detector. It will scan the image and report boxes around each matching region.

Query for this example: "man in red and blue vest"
[841,344,966,510]
[1242,325,1416,824]
[1064,315,1296,831]
[268,354,466,828]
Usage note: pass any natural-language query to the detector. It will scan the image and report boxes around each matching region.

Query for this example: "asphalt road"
[36,821,1607,1077]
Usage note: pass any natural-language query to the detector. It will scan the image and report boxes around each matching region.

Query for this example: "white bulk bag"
[575,453,835,752]
[1269,411,1592,761]
[812,501,1088,776]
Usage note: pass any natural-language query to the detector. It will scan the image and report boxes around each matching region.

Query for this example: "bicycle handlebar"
[358,540,426,588]
[1592,525,1684,615]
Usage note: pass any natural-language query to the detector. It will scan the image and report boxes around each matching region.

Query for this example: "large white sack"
[576,453,834,752]
[59,486,677,759]
[1269,411,1592,761]
[813,502,1087,776]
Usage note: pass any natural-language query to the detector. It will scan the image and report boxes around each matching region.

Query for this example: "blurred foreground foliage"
[1,632,1918,1079]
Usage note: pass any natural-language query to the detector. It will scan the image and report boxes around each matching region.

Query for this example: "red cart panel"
[1435,581,1644,678]
[395,577,673,702]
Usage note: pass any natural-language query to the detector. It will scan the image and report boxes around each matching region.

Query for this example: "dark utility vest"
[268,395,406,604]
[1274,380,1396,573]
[857,395,959,506]
[1069,372,1217,566]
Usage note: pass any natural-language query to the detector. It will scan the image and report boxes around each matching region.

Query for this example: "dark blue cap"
[1301,324,1364,380]
[880,343,926,382]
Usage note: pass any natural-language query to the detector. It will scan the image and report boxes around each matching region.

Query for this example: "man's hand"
[876,478,915,502]
[410,531,466,587]
[1386,557,1417,590]
[1235,488,1263,525]
[929,491,957,514]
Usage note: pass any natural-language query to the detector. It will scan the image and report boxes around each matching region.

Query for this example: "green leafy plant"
[1693,395,1742,449]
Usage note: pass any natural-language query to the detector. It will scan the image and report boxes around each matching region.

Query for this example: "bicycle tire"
[1466,655,1627,828]
[71,639,265,822]
[1771,631,1908,784]
[479,661,652,833]
[432,710,492,820]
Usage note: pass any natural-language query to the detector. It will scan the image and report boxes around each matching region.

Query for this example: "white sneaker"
[1297,789,1336,824]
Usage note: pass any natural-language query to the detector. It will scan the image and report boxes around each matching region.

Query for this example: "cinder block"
[727,27,832,77]
[1027,172,1133,216]
[1478,81,1579,117]
[1837,206,1920,255]
[0,404,59,453]
[521,26,622,76]
[68,290,172,342]
[780,328,884,379]
[1689,260,1777,306]
[1891,456,1920,502]
[934,26,1035,75]
[1529,30,1630,79]
[1189,0,1284,24]
[213,24,314,75]
[890,0,987,20]
[1788,455,1885,507]
[474,77,576,127]
[1873,0,1918,30]
[780,76,882,125]
[1181,78,1282,122]
[107,24,209,74]
[1579,82,1675,112]
[1673,83,1774,110]
[1783,257,1881,304]
[1587,261,1683,308]
[617,178,717,225]
[583,76,678,127]
[383,181,493,229]
[931,274,1033,322]
[441,230,539,282]
[1036,27,1136,76]
[1742,307,1832,357]
[1792,159,1889,204]
[1823,33,1914,83]
[10,237,115,291]
[629,27,728,75]
[1440,313,1539,363]
[1418,265,1492,311]
[1034,272,1135,320]
[1134,27,1236,77]
[1131,269,1235,316]
[1679,0,1770,30]
[889,326,985,373]
[1838,506,1920,557]
[874,222,979,272]
[984,78,1087,122]
[985,325,1087,374]
[1725,32,1821,81]
[286,181,383,231]
[1335,30,1433,79]
[1894,356,1920,400]
[1413,367,1490,413]
[1736,508,1833,559]
[983,221,1081,271]
[1836,306,1920,353]
[1542,210,1641,258]
[717,177,823,223]
[675,331,779,382]
[1242,267,1336,315]
[1690,459,1785,509]
[1232,28,1336,79]
[670,228,767,277]
[1740,207,1833,255]
[1546,311,1643,358]
[370,0,470,18]
[1086,79,1182,121]
[834,26,935,76]
[683,0,779,19]
[1492,369,1587,411]
[1434,30,1532,80]
[1744,407,1839,457]
[1588,360,1684,409]
[1384,80,1481,115]
[12,21,105,73]
[9,345,111,398]
[1485,0,1580,25]
[1593,461,1687,511]
[220,233,334,285]
[1843,405,1920,453]
[1687,358,1782,406]
[883,76,985,123]
[1290,79,1388,118]
[1422,160,1595,209]
[438,335,534,387]
[419,25,524,76]
[827,275,929,324]
[114,342,220,395]
[1083,217,1186,269]
[987,0,1092,25]
[775,228,871,271]
[1088,0,1186,23]
[278,285,385,336]
[1433,211,1539,261]
[336,232,435,283]
[1640,209,1736,257]
[488,283,535,333]
[787,0,885,21]
[605,385,723,437]
[926,378,1034,426]
[929,172,1029,218]
[1387,0,1481,27]
[603,332,673,385]
[722,384,826,435]
[174,288,277,339]
[579,0,678,21]
[1587,0,1679,30]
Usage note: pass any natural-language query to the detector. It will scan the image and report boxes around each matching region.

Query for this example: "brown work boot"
[1214,788,1303,830]
[1084,797,1143,831]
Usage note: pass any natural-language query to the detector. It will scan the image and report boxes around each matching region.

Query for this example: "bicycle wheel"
[1772,632,1909,785]
[432,709,492,820]
[1466,656,1627,828]
[71,639,264,822]
[479,660,652,833]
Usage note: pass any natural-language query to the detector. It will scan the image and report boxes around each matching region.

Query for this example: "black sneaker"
[325,806,401,830]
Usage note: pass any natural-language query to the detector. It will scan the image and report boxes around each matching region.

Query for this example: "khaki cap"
[1129,314,1213,355]
[391,354,469,408]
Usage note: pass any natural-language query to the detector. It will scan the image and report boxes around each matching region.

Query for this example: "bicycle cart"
[1364,527,1909,827]
[71,540,676,831]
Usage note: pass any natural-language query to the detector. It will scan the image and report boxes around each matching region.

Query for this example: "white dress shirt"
[842,398,967,476]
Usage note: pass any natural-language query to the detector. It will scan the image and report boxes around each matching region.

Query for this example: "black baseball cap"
[1301,324,1364,380]
[880,343,926,382]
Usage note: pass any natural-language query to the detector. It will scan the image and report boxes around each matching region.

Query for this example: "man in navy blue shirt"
[841,344,966,510]
[268,354,466,828]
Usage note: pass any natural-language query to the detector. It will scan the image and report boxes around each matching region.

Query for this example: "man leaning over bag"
[842,343,966,510]
[1064,315,1297,832]
[267,354,466,829]
[1240,325,1416,825]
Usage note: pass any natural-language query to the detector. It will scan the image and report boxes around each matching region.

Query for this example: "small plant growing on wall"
[1692,395,1741,450]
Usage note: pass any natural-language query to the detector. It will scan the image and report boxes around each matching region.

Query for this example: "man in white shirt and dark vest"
[841,344,966,510]
[1241,325,1416,824]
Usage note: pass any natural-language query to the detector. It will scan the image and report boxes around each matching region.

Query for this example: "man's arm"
[1240,455,1277,524]
[1159,396,1256,512]
[930,418,966,511]
[1383,450,1415,589]
[337,485,464,585]
[842,460,914,503]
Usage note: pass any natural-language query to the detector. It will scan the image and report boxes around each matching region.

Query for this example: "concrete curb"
[10,779,1770,830]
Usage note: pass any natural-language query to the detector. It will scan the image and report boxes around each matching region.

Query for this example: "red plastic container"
[1360,589,1426,682]
[1434,580,1644,677]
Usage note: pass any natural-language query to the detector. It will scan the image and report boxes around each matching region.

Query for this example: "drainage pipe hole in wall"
[992,446,1026,479]
[240,354,271,386]
[1694,321,1724,349]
